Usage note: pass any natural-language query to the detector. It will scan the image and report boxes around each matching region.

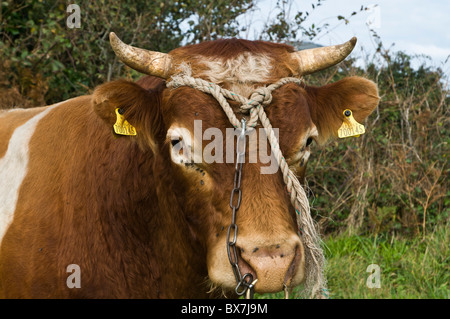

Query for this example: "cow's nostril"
[237,237,303,293]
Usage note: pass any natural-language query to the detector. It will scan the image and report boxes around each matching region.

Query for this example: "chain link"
[226,118,255,297]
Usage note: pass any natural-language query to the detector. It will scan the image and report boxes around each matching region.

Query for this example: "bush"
[0,0,253,107]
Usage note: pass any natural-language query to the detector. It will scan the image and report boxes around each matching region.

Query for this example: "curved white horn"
[109,32,172,78]
[291,37,357,75]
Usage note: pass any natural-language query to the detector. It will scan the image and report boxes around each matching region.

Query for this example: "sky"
[239,0,450,79]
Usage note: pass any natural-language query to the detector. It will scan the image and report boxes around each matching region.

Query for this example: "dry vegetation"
[306,46,448,239]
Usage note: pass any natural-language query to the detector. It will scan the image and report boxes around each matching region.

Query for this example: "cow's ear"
[92,79,164,151]
[306,76,380,144]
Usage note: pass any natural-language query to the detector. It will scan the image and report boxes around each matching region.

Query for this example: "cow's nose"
[237,234,304,293]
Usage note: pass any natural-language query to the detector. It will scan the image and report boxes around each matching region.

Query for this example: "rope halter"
[166,73,327,299]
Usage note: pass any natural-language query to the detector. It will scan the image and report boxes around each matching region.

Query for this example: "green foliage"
[182,0,254,42]
[0,0,254,105]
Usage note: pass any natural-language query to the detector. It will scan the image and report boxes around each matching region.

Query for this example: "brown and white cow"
[0,34,379,298]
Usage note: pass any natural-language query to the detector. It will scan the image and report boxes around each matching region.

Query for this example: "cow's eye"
[171,139,181,147]
[306,137,314,147]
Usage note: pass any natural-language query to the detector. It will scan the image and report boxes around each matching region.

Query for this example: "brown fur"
[0,38,379,298]
[0,97,210,298]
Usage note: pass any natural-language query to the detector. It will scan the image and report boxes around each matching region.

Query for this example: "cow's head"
[92,34,379,296]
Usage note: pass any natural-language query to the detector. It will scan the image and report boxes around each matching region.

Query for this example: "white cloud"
[400,43,450,62]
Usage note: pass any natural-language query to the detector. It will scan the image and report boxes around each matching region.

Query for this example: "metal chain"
[226,118,257,297]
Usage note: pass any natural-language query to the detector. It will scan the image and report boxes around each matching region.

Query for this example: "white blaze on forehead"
[0,102,62,244]
[199,52,273,97]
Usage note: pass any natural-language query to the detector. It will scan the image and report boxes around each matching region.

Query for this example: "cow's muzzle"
[235,234,305,293]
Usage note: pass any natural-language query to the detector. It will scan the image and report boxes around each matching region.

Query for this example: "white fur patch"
[199,52,273,97]
[0,102,62,244]
[289,125,318,165]
[167,125,198,164]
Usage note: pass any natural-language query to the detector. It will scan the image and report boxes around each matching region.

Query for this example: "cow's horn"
[109,32,172,79]
[291,37,357,75]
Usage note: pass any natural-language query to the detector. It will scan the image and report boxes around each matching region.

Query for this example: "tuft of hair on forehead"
[168,39,299,97]
[169,38,296,60]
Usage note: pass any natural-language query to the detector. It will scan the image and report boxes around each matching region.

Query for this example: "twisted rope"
[167,74,327,299]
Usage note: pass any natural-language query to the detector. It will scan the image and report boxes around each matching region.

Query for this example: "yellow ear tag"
[338,109,365,138]
[113,108,137,136]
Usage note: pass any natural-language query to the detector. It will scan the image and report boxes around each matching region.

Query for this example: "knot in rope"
[243,86,273,110]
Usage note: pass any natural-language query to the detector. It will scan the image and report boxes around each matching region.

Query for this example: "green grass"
[256,223,449,299]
